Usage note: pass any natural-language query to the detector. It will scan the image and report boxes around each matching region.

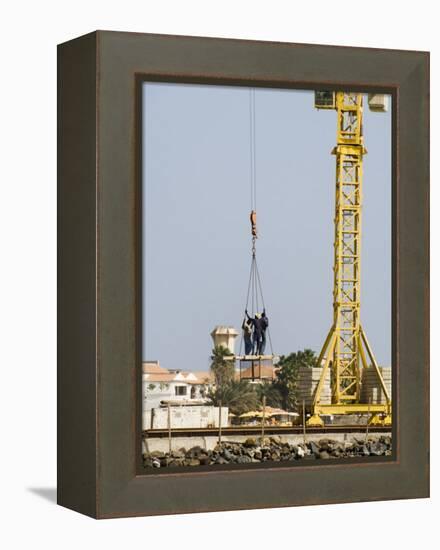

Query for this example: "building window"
[175,386,187,396]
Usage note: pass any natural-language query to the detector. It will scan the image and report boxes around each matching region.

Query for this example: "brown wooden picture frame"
[57,30,429,518]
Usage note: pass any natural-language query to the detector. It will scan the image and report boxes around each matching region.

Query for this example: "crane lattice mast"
[307,91,391,427]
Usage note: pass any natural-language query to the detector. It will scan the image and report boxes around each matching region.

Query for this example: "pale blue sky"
[142,83,391,370]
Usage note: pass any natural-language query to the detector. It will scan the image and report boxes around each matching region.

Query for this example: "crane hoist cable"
[238,88,274,358]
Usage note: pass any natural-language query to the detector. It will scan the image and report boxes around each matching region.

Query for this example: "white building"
[142,361,213,411]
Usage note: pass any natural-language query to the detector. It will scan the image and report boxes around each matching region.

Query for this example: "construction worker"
[260,309,269,354]
[254,313,263,355]
[242,316,253,355]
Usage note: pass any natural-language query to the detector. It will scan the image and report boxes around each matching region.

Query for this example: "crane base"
[306,414,324,427]
[367,414,392,427]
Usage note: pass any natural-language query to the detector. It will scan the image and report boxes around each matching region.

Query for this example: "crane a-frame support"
[307,92,392,427]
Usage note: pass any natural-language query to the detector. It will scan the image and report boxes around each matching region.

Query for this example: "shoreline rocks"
[143,435,392,468]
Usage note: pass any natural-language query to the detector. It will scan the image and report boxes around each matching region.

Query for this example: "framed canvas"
[57,31,429,518]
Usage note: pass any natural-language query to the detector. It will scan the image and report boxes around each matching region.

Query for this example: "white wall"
[144,405,229,430]
[1,1,437,548]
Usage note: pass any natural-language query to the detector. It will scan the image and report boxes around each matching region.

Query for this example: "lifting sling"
[238,89,274,359]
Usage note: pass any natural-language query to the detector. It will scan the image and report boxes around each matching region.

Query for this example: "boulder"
[222,448,234,462]
[361,445,370,456]
[369,442,387,456]
[150,450,165,458]
[172,449,185,459]
[303,453,316,460]
[189,445,204,458]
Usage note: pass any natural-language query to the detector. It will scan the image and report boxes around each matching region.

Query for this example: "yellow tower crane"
[307,91,392,427]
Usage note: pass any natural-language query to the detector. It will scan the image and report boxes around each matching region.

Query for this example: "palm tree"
[207,379,258,416]
[255,381,282,408]
[210,345,235,388]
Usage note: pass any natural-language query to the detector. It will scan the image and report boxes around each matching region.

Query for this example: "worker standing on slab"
[260,309,269,354]
[253,313,263,355]
[242,316,254,355]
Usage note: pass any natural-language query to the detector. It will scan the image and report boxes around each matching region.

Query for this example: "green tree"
[274,349,317,410]
[210,345,235,387]
[255,381,282,408]
[207,379,258,416]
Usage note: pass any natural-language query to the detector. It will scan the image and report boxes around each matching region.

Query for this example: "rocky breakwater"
[143,435,392,468]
